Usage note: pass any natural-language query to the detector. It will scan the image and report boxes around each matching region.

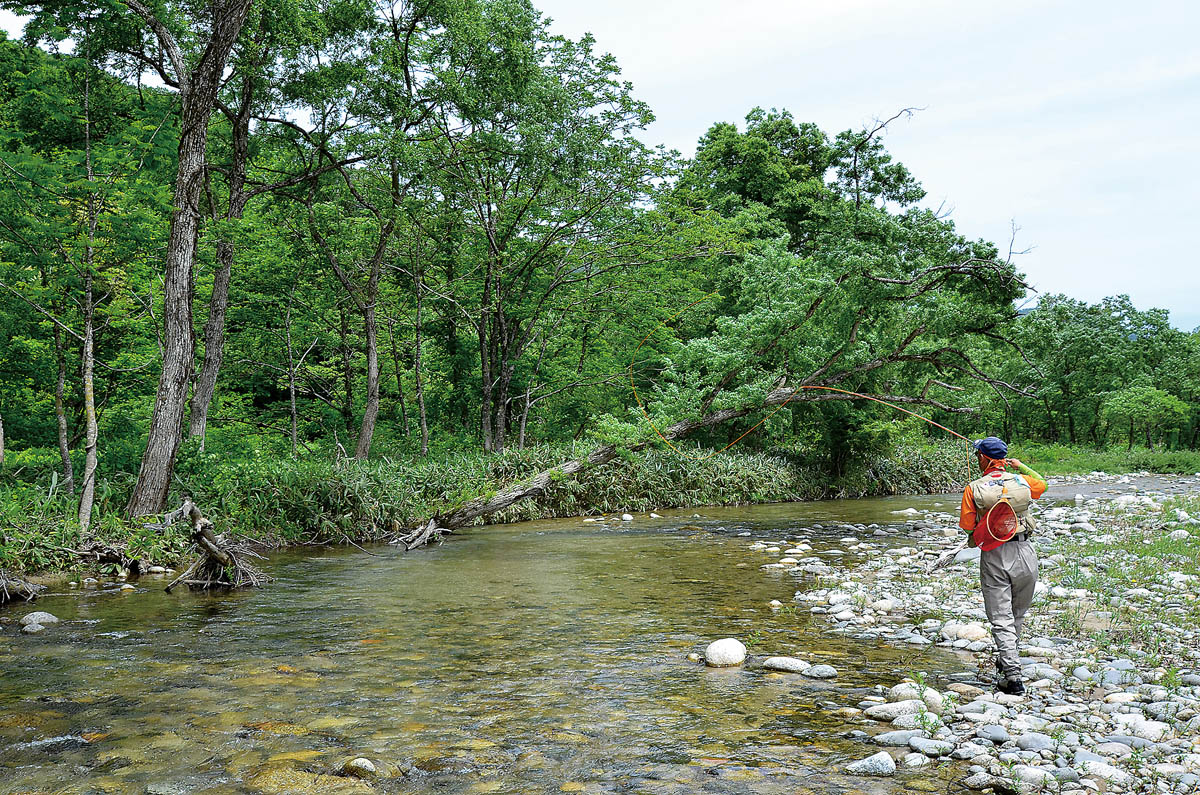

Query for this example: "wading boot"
[997,676,1025,696]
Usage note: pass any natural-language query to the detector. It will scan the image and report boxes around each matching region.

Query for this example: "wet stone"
[845,750,896,776]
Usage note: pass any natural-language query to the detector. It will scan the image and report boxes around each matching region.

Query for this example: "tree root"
[76,540,142,576]
[157,499,269,593]
[0,571,44,606]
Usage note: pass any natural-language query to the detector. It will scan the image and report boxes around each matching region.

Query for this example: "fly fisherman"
[958,436,1047,696]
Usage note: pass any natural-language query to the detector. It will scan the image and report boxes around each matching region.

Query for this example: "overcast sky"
[4,2,1197,330]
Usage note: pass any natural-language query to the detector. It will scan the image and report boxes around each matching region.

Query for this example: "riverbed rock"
[954,547,982,563]
[1016,732,1055,752]
[802,664,837,679]
[21,623,45,634]
[342,758,376,779]
[19,611,58,627]
[704,638,746,667]
[909,736,954,757]
[976,724,1011,744]
[762,656,810,673]
[845,750,896,776]
[873,729,925,746]
[864,700,924,721]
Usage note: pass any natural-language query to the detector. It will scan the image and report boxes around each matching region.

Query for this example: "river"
[2,494,994,794]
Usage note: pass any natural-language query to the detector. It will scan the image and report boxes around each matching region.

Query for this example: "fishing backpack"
[969,472,1035,551]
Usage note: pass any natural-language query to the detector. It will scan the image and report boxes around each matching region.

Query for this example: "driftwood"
[76,540,142,576]
[158,499,268,592]
[0,571,44,606]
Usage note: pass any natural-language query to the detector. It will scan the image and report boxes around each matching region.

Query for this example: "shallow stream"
[2,495,987,794]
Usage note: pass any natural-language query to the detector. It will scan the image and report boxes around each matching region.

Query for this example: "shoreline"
[745,472,1200,791]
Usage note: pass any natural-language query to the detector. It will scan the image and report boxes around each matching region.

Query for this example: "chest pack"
[970,471,1034,551]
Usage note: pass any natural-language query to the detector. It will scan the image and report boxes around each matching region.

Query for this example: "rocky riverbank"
[743,472,1200,793]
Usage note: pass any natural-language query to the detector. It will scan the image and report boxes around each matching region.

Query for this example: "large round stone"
[703,638,746,667]
[20,611,59,627]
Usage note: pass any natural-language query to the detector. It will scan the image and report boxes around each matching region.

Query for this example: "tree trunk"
[355,300,379,459]
[478,293,494,452]
[284,301,299,455]
[517,386,533,449]
[188,84,253,445]
[338,302,356,438]
[52,324,76,495]
[78,57,97,531]
[125,0,253,517]
[79,271,98,533]
[387,323,409,437]
[414,269,429,456]
[1041,396,1059,441]
[1128,419,1134,451]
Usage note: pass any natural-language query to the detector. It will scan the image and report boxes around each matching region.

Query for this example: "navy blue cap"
[972,437,1008,459]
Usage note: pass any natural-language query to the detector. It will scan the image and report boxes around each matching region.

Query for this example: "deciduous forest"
[1,0,1197,568]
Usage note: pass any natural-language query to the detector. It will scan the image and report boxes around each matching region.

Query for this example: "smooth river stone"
[20,611,59,626]
[864,700,924,721]
[703,638,746,667]
[802,664,838,679]
[762,656,810,673]
[845,751,896,776]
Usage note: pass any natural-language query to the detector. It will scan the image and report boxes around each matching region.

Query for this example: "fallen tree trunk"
[0,571,44,606]
[158,499,268,592]
[393,384,972,549]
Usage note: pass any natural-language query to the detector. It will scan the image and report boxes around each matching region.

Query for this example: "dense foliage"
[0,1,1197,562]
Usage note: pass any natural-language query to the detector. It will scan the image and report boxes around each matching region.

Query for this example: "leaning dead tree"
[157,499,268,592]
[393,384,973,550]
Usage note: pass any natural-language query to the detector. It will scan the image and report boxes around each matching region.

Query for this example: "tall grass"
[0,440,964,573]
[1017,442,1200,476]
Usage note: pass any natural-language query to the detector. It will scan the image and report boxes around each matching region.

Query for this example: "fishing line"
[629,292,976,479]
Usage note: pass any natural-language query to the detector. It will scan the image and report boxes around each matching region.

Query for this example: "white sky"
[5,3,1198,330]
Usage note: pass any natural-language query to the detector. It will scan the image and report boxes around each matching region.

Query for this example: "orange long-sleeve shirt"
[959,464,1047,531]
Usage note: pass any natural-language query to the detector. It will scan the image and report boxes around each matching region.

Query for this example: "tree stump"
[161,500,268,592]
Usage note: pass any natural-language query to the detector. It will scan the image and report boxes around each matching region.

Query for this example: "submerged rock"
[703,638,745,667]
[802,664,837,679]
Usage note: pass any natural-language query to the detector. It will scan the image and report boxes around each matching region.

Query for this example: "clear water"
[0,495,975,794]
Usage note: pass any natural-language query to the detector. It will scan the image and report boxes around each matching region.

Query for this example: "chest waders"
[970,472,1034,551]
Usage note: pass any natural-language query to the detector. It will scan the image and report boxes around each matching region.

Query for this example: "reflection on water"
[1,495,972,794]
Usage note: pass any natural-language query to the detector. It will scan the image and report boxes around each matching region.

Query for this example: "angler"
[958,436,1047,696]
